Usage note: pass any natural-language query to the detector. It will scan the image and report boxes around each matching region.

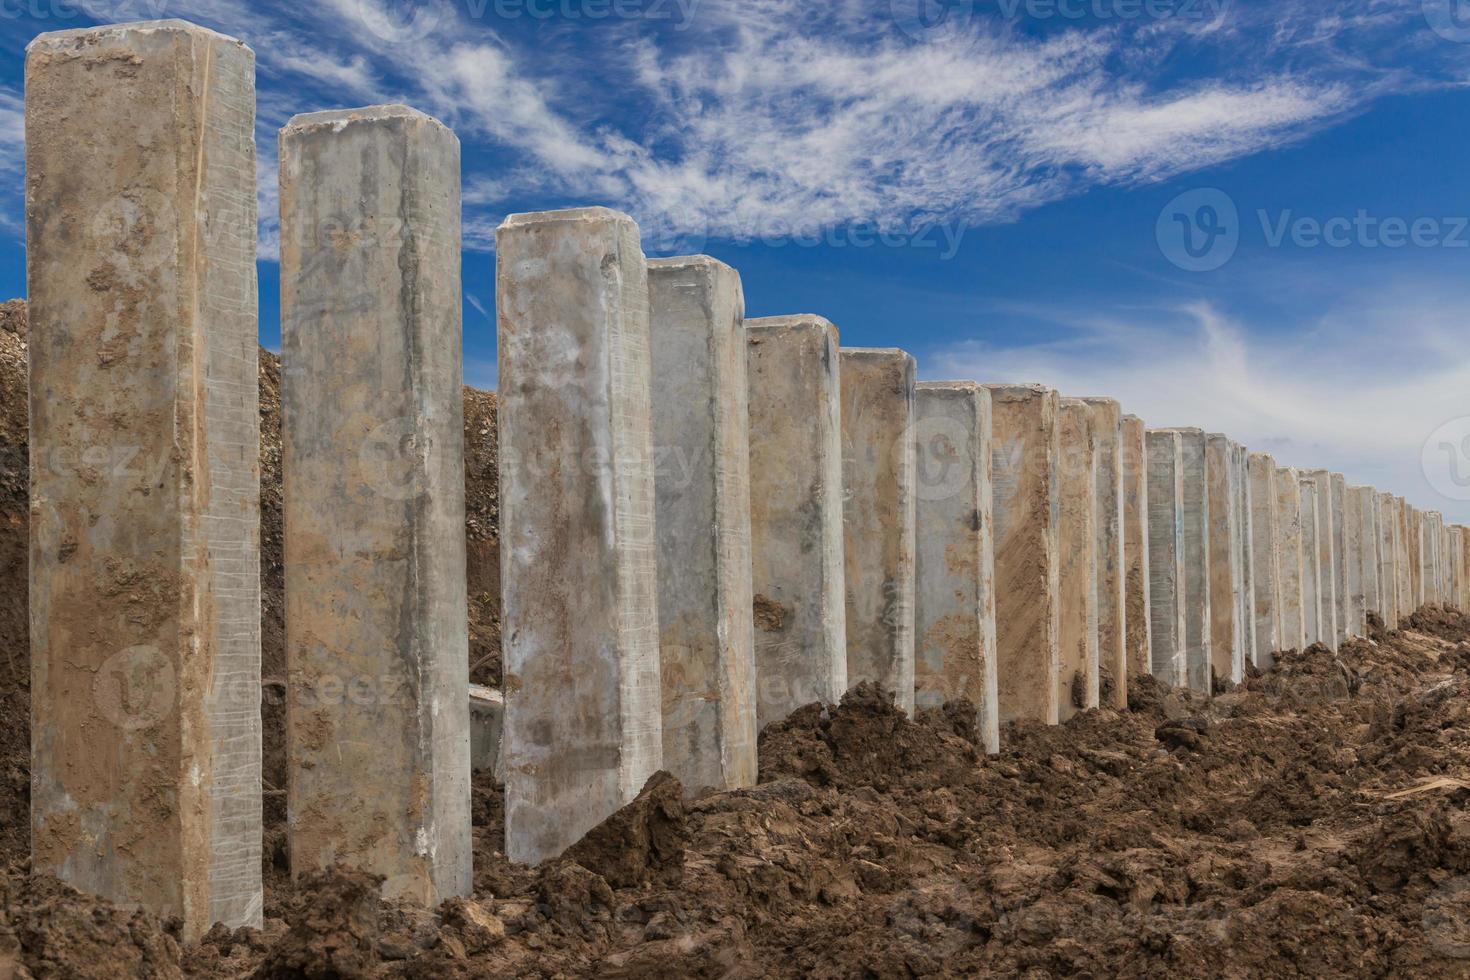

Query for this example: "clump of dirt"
[0,871,185,978]
[563,771,688,889]
[252,867,383,979]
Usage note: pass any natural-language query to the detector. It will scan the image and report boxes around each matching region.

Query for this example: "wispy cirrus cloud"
[6,0,1465,253]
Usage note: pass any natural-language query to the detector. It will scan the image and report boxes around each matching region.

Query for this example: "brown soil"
[7,301,1470,975]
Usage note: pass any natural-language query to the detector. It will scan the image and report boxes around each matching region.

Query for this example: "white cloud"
[925,287,1470,523]
[129,0,1464,253]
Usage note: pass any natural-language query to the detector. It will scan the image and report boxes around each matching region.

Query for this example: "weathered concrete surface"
[840,349,917,714]
[746,316,848,728]
[1083,399,1126,708]
[1455,527,1464,608]
[1347,487,1374,635]
[469,686,504,777]
[648,256,756,794]
[1057,399,1099,719]
[1145,430,1187,687]
[1329,474,1350,644]
[1275,469,1307,654]
[1234,449,1258,669]
[1304,471,1337,649]
[913,382,998,753]
[1234,444,1256,671]
[282,105,470,899]
[986,385,1061,724]
[1408,506,1424,610]
[1299,478,1323,647]
[1162,429,1211,693]
[1396,498,1413,620]
[1377,493,1400,629]
[1441,520,1451,603]
[1247,454,1281,668]
[1121,415,1153,682]
[497,207,660,866]
[1459,527,1470,610]
[1205,434,1242,686]
[1425,512,1445,604]
[26,20,261,937]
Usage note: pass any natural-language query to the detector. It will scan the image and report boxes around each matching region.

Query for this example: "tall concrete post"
[1082,399,1126,708]
[1438,517,1452,603]
[1454,526,1468,610]
[1160,429,1211,693]
[746,317,847,727]
[497,207,660,866]
[1396,498,1413,621]
[1329,474,1350,644]
[1377,493,1399,629]
[1426,512,1445,604]
[1205,435,1242,686]
[1405,511,1417,608]
[1275,469,1307,653]
[986,385,1061,724]
[1304,471,1337,649]
[27,20,262,937]
[1057,400,1099,718]
[1348,486,1376,635]
[1247,454,1281,668]
[1145,430,1187,687]
[282,106,469,900]
[1234,444,1257,671]
[1121,415,1153,684]
[1300,478,1323,647]
[1458,527,1470,610]
[840,349,917,714]
[913,382,998,753]
[1446,522,1457,604]
[648,256,756,794]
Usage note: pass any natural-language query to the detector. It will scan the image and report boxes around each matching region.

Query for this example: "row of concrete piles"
[23,18,1470,940]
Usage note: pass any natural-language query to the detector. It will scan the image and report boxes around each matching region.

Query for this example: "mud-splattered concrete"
[25,20,262,938]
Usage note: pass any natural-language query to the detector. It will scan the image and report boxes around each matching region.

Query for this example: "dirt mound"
[0,871,185,979]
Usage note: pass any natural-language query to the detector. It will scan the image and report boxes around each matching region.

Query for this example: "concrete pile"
[24,17,1470,936]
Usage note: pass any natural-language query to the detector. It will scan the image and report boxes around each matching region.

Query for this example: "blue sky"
[1,0,1469,518]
